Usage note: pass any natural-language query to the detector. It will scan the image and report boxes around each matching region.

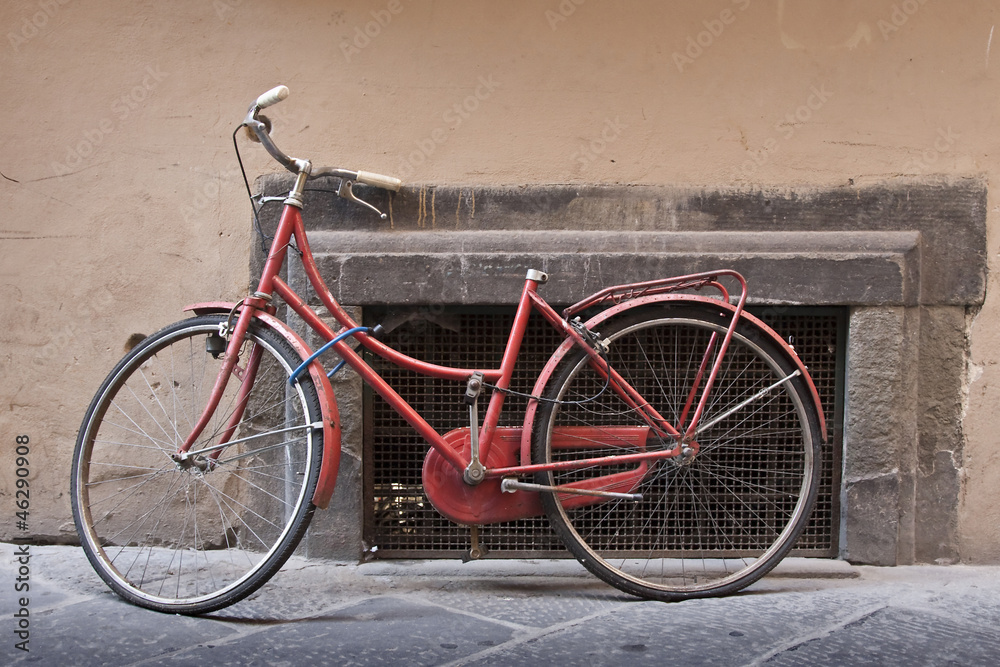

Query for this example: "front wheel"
[71,314,324,614]
[533,304,822,601]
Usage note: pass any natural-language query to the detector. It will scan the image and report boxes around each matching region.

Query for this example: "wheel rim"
[73,320,317,608]
[541,314,817,596]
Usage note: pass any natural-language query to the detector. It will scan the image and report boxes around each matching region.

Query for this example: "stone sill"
[257,176,986,308]
[308,229,921,306]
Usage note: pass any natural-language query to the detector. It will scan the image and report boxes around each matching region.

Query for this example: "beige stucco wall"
[2,0,999,560]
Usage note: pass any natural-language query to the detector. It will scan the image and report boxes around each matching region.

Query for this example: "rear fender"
[184,301,342,509]
[519,294,828,466]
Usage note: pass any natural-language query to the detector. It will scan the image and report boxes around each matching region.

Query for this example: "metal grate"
[752,307,845,556]
[364,306,844,558]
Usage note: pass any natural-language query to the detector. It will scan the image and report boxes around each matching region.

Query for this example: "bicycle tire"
[71,314,323,614]
[532,303,822,601]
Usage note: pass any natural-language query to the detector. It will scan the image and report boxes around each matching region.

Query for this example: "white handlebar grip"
[255,85,289,109]
[356,170,403,192]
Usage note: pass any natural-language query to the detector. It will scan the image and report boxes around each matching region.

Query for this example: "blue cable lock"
[288,326,369,385]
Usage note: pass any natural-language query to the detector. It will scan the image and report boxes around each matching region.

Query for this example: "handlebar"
[356,170,403,191]
[255,85,289,110]
[241,85,402,192]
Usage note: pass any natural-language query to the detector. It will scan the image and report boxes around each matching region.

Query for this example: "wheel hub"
[672,440,700,467]
[172,452,212,474]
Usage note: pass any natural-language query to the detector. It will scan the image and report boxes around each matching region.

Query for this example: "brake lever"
[337,179,387,219]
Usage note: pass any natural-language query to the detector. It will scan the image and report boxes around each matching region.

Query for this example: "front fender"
[519,294,828,467]
[184,301,342,509]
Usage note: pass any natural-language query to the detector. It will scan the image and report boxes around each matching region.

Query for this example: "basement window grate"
[363,306,844,559]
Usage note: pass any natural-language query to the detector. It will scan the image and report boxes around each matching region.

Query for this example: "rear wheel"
[71,314,323,614]
[533,304,822,601]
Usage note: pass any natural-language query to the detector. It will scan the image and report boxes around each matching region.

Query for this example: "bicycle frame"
[177,178,824,524]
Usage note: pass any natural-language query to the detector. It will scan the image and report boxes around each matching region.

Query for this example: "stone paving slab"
[463,590,886,666]
[24,597,238,666]
[762,606,1000,667]
[3,544,1000,666]
[148,596,517,666]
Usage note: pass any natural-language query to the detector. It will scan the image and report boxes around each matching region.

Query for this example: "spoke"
[699,408,803,456]
[197,474,288,537]
[692,459,804,500]
[188,423,319,460]
[633,330,676,425]
[85,466,171,489]
[92,438,173,452]
[224,465,300,511]
[137,361,187,447]
[107,469,186,570]
[87,463,177,529]
[104,406,176,453]
[197,477,276,552]
[697,468,790,541]
[223,461,309,485]
[681,466,737,561]
[695,370,801,437]
[123,375,181,449]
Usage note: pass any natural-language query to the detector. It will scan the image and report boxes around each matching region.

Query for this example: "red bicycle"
[71,86,826,615]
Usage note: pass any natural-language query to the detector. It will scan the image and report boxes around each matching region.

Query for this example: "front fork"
[173,296,270,464]
[173,170,310,464]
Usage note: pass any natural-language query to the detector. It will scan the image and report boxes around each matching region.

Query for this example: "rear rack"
[562,270,743,319]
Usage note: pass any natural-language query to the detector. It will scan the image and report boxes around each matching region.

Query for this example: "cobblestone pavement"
[3,543,1000,666]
